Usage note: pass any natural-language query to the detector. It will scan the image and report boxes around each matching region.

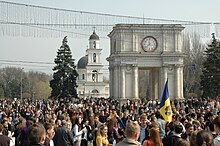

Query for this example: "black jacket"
[162,135,182,146]
[53,126,74,146]
[28,143,44,146]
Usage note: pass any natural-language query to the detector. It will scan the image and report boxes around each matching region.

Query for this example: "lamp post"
[20,68,24,99]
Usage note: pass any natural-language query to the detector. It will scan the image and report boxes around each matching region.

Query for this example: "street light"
[20,68,24,99]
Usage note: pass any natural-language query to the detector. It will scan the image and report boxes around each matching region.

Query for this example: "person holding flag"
[159,79,172,123]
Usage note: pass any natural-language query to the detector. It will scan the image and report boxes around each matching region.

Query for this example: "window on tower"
[93,53,96,63]
[93,41,96,48]
[82,74,85,80]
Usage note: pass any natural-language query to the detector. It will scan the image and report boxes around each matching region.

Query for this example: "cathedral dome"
[89,31,99,40]
[77,55,88,69]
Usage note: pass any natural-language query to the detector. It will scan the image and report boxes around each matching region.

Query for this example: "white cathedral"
[76,31,109,98]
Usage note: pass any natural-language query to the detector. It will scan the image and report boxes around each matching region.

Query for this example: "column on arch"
[109,66,113,98]
[175,65,180,98]
[175,65,183,98]
[113,65,119,98]
[120,64,126,99]
[179,65,184,98]
[132,65,138,98]
[174,65,184,98]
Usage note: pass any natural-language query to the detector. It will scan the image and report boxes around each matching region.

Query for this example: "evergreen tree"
[200,33,220,98]
[50,36,78,100]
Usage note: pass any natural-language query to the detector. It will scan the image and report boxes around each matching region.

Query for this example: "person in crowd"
[181,123,194,141]
[174,139,189,146]
[53,120,75,146]
[196,130,214,146]
[107,116,118,144]
[206,121,217,138]
[213,115,220,146]
[166,121,175,137]
[99,110,107,124]
[163,121,183,146]
[116,120,140,146]
[142,123,163,146]
[139,113,149,144]
[81,119,93,146]
[92,114,102,146]
[155,111,166,140]
[54,119,61,131]
[72,115,87,146]
[13,117,26,146]
[189,130,198,146]
[44,122,55,146]
[121,110,130,126]
[28,123,46,146]
[0,123,11,146]
[2,119,10,136]
[2,96,220,146]
[20,120,34,146]
[96,124,110,146]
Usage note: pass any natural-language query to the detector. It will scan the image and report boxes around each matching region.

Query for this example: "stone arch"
[107,24,184,100]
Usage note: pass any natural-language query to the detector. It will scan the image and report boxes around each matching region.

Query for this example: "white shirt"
[214,135,220,146]
[72,124,86,142]
[49,140,54,146]
[139,127,146,144]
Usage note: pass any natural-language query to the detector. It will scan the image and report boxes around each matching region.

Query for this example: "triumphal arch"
[107,24,184,100]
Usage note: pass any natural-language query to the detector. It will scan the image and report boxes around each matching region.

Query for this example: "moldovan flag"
[159,80,172,123]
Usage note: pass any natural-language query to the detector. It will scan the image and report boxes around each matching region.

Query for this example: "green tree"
[200,33,220,98]
[35,81,51,99]
[0,84,4,98]
[0,67,23,98]
[0,67,52,99]
[50,36,78,100]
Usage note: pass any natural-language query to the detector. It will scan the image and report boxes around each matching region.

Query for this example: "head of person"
[55,119,62,126]
[174,139,190,146]
[184,123,194,136]
[174,122,183,134]
[213,115,220,133]
[44,122,55,140]
[61,120,68,127]
[168,121,175,132]
[98,124,108,137]
[125,120,140,141]
[190,130,198,146]
[140,113,148,127]
[0,124,4,133]
[196,130,214,146]
[28,123,46,144]
[17,117,26,129]
[94,114,99,123]
[149,124,162,145]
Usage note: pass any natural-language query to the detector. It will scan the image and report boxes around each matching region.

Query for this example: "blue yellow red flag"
[159,80,172,123]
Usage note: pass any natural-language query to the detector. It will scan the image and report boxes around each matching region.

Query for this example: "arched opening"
[92,70,98,82]
[91,89,99,93]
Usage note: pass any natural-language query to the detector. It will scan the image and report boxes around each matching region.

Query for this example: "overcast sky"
[0,0,220,74]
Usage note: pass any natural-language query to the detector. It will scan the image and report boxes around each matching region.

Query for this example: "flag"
[159,79,172,123]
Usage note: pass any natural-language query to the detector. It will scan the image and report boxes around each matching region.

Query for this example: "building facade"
[107,24,185,100]
[77,31,109,98]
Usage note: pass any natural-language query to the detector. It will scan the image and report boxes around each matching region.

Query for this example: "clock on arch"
[141,36,158,52]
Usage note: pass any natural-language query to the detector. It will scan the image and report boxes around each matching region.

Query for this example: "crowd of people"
[0,96,220,146]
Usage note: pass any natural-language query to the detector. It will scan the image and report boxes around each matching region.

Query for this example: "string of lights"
[0,0,219,38]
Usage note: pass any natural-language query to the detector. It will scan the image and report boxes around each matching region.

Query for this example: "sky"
[1,0,220,74]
